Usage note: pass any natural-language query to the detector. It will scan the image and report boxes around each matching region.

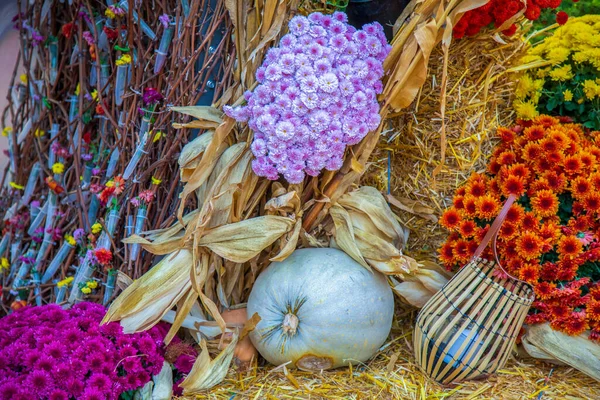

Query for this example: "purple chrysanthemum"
[225,11,389,182]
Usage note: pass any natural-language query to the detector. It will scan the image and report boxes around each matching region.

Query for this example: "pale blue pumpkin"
[247,248,394,370]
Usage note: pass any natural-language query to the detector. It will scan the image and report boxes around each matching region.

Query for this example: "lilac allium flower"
[223,12,390,184]
[82,31,95,46]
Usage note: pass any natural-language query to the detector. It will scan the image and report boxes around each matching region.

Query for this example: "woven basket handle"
[472,194,525,282]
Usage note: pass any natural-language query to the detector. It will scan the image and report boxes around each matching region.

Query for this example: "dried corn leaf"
[164,289,198,345]
[170,106,223,124]
[391,279,435,308]
[177,117,236,220]
[330,205,370,270]
[103,250,193,333]
[525,323,600,382]
[338,187,407,247]
[197,216,294,263]
[180,335,239,393]
[270,218,302,262]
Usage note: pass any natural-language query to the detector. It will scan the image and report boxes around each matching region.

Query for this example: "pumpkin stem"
[282,313,299,336]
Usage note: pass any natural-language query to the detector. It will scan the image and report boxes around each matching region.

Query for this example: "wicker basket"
[413,194,535,384]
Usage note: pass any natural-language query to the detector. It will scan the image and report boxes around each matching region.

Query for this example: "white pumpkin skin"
[247,248,394,370]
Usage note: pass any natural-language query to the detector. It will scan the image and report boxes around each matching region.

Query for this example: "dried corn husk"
[523,324,600,382]
[180,335,239,393]
[331,186,415,276]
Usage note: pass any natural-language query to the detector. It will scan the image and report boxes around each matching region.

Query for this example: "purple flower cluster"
[224,12,390,183]
[0,303,165,400]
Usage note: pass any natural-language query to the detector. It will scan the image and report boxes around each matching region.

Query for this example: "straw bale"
[363,33,526,256]
[179,311,600,399]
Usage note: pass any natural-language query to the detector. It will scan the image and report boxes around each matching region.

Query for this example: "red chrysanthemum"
[556,11,569,25]
[94,249,113,266]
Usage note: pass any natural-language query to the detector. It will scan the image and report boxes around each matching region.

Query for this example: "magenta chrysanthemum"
[0,303,178,399]
[224,11,390,184]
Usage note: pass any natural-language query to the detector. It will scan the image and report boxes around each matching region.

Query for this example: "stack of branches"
[0,0,234,311]
[103,0,500,393]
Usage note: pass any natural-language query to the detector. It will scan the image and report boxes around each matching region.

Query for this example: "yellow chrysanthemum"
[91,222,103,234]
[116,54,132,66]
[86,280,98,289]
[52,162,65,174]
[153,131,163,142]
[546,47,570,63]
[57,276,74,288]
[64,234,77,247]
[9,182,24,190]
[105,8,116,19]
[548,65,574,81]
[514,100,539,120]
[151,176,162,185]
[0,257,9,272]
[105,179,115,188]
[1,127,11,137]
[583,80,599,100]
[81,287,92,294]
[563,89,573,102]
[74,83,80,96]
[516,74,535,99]
[19,74,27,84]
[34,129,45,137]
[91,89,98,101]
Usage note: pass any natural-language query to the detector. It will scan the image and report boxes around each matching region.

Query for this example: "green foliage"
[534,0,600,30]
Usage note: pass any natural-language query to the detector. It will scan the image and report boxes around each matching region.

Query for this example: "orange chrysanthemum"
[499,222,518,240]
[466,180,487,197]
[453,195,465,210]
[498,150,517,165]
[531,189,559,218]
[534,157,554,173]
[564,312,589,336]
[549,305,571,319]
[522,142,543,162]
[589,172,600,190]
[546,151,564,164]
[540,138,559,153]
[529,179,551,195]
[535,282,557,300]
[539,221,561,243]
[542,171,566,192]
[497,127,516,143]
[476,194,500,220]
[583,193,600,213]
[564,155,583,175]
[519,263,540,284]
[588,300,600,322]
[458,220,477,237]
[571,177,592,199]
[506,204,525,224]
[522,213,539,230]
[534,115,559,128]
[439,242,456,266]
[501,175,526,197]
[440,208,461,230]
[453,239,472,263]
[557,235,583,259]
[579,151,595,169]
[463,196,477,217]
[506,163,530,180]
[549,130,569,150]
[524,125,545,141]
[515,232,544,260]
